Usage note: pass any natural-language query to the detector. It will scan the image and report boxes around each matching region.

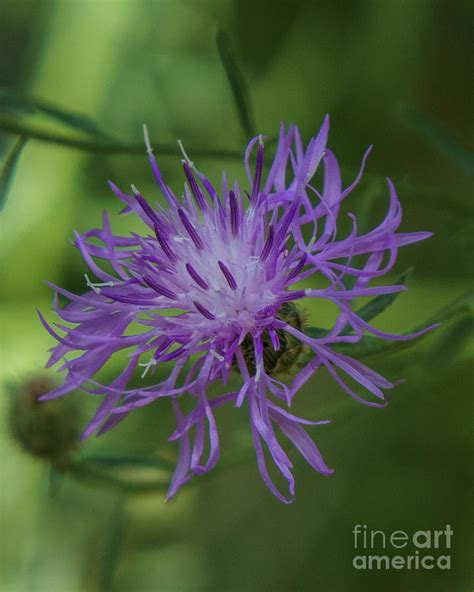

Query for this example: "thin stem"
[98,496,126,592]
[216,29,257,138]
[67,460,169,493]
[64,446,258,495]
[80,453,176,471]
[0,135,28,208]
[0,117,243,160]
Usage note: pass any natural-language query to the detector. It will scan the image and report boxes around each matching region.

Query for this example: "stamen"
[260,225,274,261]
[182,161,207,211]
[276,199,299,242]
[177,209,204,249]
[143,124,153,155]
[218,261,237,290]
[193,301,215,320]
[251,138,264,200]
[131,185,158,223]
[210,349,224,362]
[142,124,178,208]
[139,358,156,378]
[229,190,239,236]
[160,345,186,362]
[197,172,217,201]
[177,140,192,167]
[177,139,195,170]
[286,254,308,282]
[84,274,114,294]
[154,223,177,262]
[277,290,306,303]
[143,274,177,299]
[185,263,209,289]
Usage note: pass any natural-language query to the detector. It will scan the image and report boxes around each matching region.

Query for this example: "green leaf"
[341,268,413,334]
[420,290,473,325]
[427,315,474,368]
[0,88,109,138]
[216,28,257,138]
[305,326,329,339]
[304,290,473,359]
[0,136,27,210]
[401,106,474,177]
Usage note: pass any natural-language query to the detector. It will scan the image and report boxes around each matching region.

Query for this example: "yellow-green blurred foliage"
[0,1,472,591]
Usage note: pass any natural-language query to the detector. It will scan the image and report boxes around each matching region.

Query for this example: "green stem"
[0,117,243,160]
[80,453,176,472]
[216,29,257,138]
[98,496,126,592]
[65,447,257,495]
[1,135,28,208]
[67,459,169,493]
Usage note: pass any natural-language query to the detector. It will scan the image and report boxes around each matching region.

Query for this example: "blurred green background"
[1,1,473,591]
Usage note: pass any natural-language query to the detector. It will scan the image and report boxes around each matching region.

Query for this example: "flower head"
[40,117,432,502]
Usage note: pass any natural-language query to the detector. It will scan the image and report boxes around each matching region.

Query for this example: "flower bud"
[9,375,81,464]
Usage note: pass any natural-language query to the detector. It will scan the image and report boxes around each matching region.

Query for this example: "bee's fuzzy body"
[238,302,307,377]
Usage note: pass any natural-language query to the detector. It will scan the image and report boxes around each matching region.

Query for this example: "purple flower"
[40,117,432,502]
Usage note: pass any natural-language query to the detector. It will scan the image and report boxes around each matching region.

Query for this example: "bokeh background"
[1,1,473,591]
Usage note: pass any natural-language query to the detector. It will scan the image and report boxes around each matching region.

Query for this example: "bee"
[237,302,308,377]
